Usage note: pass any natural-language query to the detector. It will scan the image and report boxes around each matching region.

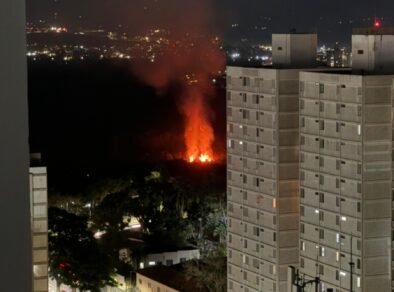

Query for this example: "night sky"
[27,0,394,45]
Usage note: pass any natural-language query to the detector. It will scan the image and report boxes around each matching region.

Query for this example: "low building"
[136,265,205,292]
[142,248,200,268]
[119,246,200,268]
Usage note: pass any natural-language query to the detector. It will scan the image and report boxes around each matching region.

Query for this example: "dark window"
[357,49,364,54]
[319,83,324,94]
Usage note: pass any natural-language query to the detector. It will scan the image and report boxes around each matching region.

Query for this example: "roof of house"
[137,265,207,292]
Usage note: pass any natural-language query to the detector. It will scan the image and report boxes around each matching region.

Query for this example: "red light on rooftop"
[374,19,382,28]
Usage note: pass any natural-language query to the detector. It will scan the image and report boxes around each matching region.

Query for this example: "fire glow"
[182,86,215,164]
[189,154,213,163]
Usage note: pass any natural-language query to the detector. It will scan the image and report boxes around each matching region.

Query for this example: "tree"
[48,208,116,292]
[91,192,130,233]
[184,252,227,292]
[128,171,192,249]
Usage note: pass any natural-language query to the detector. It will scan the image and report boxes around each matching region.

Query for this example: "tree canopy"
[48,207,117,292]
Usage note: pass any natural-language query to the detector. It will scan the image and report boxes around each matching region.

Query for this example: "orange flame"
[182,87,215,164]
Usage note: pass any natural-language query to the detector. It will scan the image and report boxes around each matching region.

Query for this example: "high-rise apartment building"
[0,1,32,291]
[227,33,317,292]
[298,28,394,292]
[30,155,49,292]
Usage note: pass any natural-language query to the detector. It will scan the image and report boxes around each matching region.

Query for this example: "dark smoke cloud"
[129,0,226,162]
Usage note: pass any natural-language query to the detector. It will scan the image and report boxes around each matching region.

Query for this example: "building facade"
[298,71,393,292]
[0,0,32,290]
[297,29,394,292]
[31,166,49,292]
[226,33,318,292]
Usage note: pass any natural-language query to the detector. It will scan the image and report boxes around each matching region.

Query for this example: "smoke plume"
[130,0,225,163]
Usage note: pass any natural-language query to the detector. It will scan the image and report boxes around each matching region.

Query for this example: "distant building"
[227,33,319,292]
[136,265,206,292]
[30,155,49,292]
[326,43,351,68]
[142,248,200,268]
[119,247,200,269]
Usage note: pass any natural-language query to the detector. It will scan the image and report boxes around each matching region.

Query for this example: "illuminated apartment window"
[357,277,361,288]
[272,198,277,208]
[336,252,340,262]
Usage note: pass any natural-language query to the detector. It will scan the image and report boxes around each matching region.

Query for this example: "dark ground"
[28,59,226,188]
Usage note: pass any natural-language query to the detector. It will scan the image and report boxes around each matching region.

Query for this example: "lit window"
[341,216,347,221]
[148,261,156,266]
[272,198,277,208]
[336,252,340,262]
[301,241,305,251]
[336,233,340,243]
[357,277,361,288]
